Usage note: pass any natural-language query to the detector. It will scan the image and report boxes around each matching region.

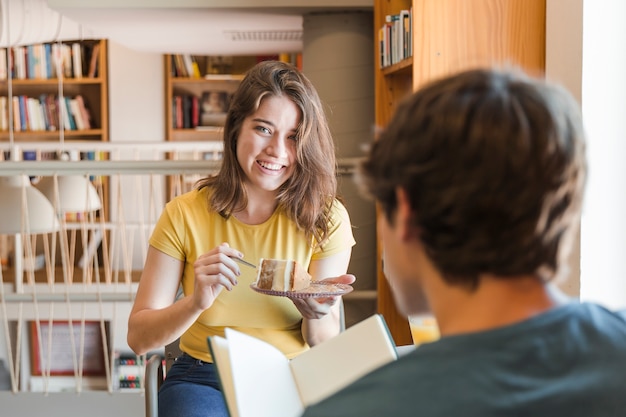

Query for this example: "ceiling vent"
[225,30,302,42]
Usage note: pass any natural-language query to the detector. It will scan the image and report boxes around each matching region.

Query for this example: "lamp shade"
[36,176,102,214]
[0,176,59,234]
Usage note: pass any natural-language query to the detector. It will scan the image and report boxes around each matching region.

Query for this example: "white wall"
[579,0,626,309]
[547,0,626,309]
[108,41,164,144]
[108,41,167,270]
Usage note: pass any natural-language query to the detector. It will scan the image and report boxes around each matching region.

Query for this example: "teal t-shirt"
[302,302,626,417]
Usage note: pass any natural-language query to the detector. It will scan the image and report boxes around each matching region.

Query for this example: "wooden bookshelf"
[163,54,258,143]
[0,39,108,144]
[374,0,546,345]
[0,39,110,227]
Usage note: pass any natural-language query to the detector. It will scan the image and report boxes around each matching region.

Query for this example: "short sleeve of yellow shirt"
[149,187,356,361]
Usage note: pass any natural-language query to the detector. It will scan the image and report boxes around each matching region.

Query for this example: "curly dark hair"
[358,67,587,289]
[197,60,337,246]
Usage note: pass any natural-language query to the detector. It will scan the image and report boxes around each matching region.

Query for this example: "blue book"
[18,95,28,131]
[63,96,76,130]
[44,43,52,79]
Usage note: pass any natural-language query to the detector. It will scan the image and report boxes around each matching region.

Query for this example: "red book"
[191,95,199,128]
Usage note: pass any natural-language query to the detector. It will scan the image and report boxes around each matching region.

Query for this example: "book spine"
[115,355,144,391]
[0,96,7,131]
[69,98,85,130]
[71,43,83,78]
[44,43,52,78]
[12,96,21,132]
[87,42,101,78]
[0,48,6,80]
[75,95,92,129]
[63,44,73,78]
[18,95,28,131]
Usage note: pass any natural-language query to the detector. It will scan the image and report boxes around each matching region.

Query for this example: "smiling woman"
[127,60,356,417]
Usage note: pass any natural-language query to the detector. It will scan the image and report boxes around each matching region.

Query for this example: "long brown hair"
[197,61,338,246]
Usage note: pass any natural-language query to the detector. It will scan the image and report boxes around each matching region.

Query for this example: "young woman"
[127,60,356,417]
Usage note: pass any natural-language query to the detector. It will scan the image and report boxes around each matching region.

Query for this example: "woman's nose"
[265,135,288,156]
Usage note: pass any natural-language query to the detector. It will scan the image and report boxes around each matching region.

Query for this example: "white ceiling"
[50,8,304,55]
[39,0,372,55]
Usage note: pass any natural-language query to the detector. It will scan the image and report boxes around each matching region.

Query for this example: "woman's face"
[236,95,300,195]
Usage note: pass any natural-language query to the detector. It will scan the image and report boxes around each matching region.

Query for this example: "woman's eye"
[255,126,271,135]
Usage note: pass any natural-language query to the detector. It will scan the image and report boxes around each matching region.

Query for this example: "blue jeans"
[158,353,229,417]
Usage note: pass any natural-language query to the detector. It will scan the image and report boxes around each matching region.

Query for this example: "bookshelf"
[164,55,258,143]
[0,39,108,144]
[374,0,546,345]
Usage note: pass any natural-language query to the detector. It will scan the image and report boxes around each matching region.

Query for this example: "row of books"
[114,353,145,391]
[0,41,100,81]
[379,8,413,68]
[0,94,92,132]
[170,53,303,79]
[170,54,202,78]
[173,94,200,129]
[173,91,230,129]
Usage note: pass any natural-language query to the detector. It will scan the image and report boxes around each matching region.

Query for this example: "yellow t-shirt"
[149,187,356,362]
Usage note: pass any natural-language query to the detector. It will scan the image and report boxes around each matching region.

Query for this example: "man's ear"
[395,187,419,241]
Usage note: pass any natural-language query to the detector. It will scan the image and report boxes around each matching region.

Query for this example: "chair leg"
[145,354,163,417]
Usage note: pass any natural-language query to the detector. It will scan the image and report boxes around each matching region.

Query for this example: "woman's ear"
[395,187,419,241]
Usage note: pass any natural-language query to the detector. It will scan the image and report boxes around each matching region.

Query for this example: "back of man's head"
[360,67,586,289]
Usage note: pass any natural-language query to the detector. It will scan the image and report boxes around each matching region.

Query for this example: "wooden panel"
[413,0,546,88]
[374,0,546,345]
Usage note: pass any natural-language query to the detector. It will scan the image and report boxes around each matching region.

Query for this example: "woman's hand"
[291,274,356,320]
[191,243,245,311]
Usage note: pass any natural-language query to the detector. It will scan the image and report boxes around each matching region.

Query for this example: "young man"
[302,67,626,416]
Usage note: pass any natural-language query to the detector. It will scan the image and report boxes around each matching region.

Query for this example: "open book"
[207,314,397,417]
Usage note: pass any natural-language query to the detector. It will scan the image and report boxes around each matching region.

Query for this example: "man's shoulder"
[302,355,425,417]
[574,301,626,326]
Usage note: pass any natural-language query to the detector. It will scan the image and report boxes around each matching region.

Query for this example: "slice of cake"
[255,258,312,291]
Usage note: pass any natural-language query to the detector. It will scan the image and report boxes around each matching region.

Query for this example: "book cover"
[208,314,397,417]
[200,90,229,127]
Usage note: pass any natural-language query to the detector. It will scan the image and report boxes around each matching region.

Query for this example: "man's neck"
[429,275,569,337]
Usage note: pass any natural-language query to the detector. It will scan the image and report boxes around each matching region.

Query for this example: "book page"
[225,328,304,417]
[289,314,397,407]
[208,336,239,417]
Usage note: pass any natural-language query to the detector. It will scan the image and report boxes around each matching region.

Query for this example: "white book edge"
[290,314,397,406]
[208,314,397,417]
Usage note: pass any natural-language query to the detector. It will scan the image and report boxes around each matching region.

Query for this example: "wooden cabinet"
[374,0,546,345]
[0,39,108,145]
[163,55,258,143]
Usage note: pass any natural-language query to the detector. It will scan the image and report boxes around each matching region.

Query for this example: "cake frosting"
[255,258,312,291]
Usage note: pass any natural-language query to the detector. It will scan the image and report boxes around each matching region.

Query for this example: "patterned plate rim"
[250,282,353,299]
